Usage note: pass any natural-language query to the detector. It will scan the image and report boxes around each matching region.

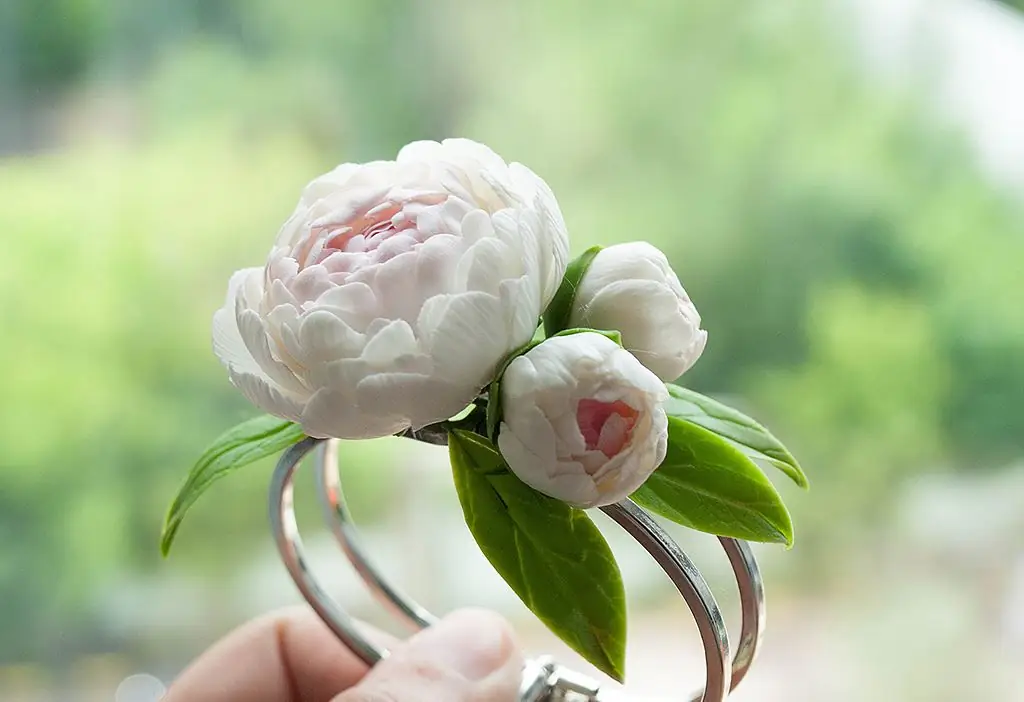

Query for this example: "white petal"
[236,307,306,394]
[478,169,520,209]
[511,164,569,303]
[439,138,509,173]
[456,236,517,296]
[497,418,555,482]
[323,357,367,392]
[415,293,453,339]
[578,242,671,294]
[491,209,546,308]
[414,234,462,299]
[300,387,406,440]
[500,400,559,464]
[420,291,509,383]
[414,198,473,236]
[396,139,445,164]
[498,424,599,507]
[222,271,307,395]
[359,250,426,322]
[268,278,299,310]
[298,310,366,364]
[229,369,305,423]
[361,319,420,366]
[356,373,476,428]
[309,184,391,228]
[458,208,493,245]
[549,407,586,455]
[543,474,601,507]
[212,268,265,378]
[502,345,575,404]
[290,264,334,304]
[264,304,306,372]
[499,277,540,349]
[606,347,672,399]
[374,232,417,261]
[299,162,361,206]
[576,279,705,381]
[315,282,379,331]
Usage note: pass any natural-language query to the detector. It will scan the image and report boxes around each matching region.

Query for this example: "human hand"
[164,607,523,702]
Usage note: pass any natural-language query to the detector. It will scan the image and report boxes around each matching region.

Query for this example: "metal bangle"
[270,436,765,701]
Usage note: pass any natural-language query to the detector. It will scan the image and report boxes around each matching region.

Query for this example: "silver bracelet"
[269,436,766,702]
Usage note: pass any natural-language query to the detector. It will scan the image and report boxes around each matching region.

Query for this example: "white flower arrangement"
[162,139,807,680]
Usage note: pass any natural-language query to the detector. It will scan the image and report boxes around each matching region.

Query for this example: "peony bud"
[213,139,569,439]
[569,242,707,381]
[497,333,669,508]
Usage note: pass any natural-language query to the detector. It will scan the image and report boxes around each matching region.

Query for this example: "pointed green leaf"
[161,416,305,556]
[449,430,627,681]
[543,245,602,337]
[632,417,794,546]
[665,383,808,488]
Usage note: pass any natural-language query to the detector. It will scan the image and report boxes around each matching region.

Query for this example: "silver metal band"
[269,436,766,701]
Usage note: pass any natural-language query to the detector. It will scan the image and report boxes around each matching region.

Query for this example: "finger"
[334,608,523,702]
[165,606,396,702]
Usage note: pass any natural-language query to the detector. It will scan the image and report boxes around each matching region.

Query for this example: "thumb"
[334,608,523,702]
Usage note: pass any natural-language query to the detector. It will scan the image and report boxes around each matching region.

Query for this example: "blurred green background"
[2,1,1023,700]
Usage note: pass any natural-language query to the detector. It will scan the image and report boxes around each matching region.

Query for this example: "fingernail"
[405,608,516,680]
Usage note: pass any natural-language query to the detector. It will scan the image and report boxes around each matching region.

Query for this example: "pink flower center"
[312,203,407,265]
[295,193,449,272]
[576,399,639,458]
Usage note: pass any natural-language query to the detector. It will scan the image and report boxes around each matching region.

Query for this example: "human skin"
[163,606,523,702]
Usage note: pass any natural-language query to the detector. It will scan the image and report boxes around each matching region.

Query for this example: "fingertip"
[335,608,524,702]
[165,606,387,702]
[404,608,520,681]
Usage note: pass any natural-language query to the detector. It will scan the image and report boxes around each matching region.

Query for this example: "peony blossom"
[497,333,669,507]
[569,242,707,381]
[213,139,569,439]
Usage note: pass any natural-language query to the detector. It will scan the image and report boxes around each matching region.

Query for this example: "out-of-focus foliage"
[453,1,1024,574]
[1,0,1022,669]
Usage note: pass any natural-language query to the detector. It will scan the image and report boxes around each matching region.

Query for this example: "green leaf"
[553,327,623,346]
[161,416,305,556]
[449,430,627,681]
[665,383,809,488]
[485,382,502,441]
[543,245,602,337]
[632,417,794,546]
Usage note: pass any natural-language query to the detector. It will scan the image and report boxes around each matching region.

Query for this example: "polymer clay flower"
[497,332,669,508]
[168,137,804,687]
[213,139,569,439]
[569,242,707,381]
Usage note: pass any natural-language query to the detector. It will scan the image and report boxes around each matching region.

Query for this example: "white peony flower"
[213,138,569,439]
[497,333,669,508]
[569,242,707,381]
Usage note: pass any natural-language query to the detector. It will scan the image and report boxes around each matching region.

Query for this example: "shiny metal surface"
[268,436,388,664]
[713,538,764,694]
[318,439,438,630]
[270,435,768,700]
[598,501,730,702]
